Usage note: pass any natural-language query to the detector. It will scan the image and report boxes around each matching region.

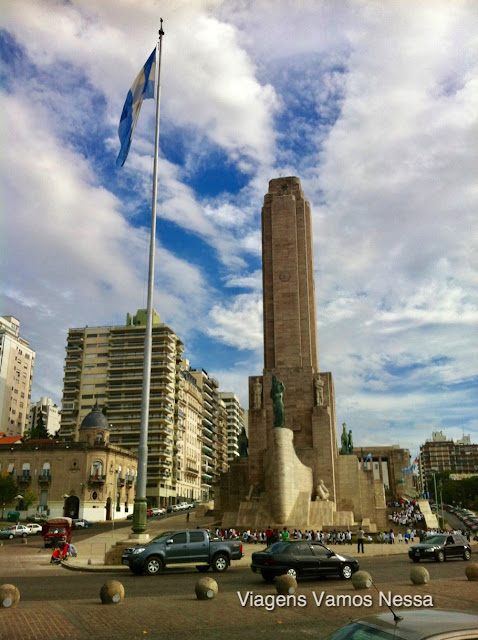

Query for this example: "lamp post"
[62,494,69,518]
[15,496,23,523]
[112,470,118,536]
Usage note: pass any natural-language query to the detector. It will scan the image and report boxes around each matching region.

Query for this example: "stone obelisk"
[248,177,339,525]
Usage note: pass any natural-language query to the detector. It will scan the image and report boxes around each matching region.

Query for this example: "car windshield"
[327,622,398,640]
[423,535,447,544]
[151,531,175,544]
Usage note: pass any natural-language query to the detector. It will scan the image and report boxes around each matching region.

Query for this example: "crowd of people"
[387,501,425,527]
[215,527,359,546]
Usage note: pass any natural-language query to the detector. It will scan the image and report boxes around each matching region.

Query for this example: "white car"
[26,523,43,535]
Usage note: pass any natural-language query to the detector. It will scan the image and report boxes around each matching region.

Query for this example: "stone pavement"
[1,514,476,640]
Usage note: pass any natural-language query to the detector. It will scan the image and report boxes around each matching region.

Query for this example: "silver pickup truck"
[122,529,243,575]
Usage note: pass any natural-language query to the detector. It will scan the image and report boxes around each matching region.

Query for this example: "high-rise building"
[59,309,192,506]
[190,369,228,501]
[28,397,60,436]
[419,431,478,494]
[0,316,35,436]
[175,366,202,502]
[219,392,245,461]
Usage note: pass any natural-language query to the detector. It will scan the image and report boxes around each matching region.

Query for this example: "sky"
[1,0,477,460]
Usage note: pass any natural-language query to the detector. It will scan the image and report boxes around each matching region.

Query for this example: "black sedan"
[251,540,359,582]
[408,533,471,563]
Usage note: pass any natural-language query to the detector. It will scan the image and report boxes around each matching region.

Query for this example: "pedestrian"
[186,511,190,523]
[357,526,365,553]
[50,548,61,564]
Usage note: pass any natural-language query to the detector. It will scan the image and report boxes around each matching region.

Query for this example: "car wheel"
[340,564,353,580]
[8,534,14,540]
[285,567,298,579]
[212,554,229,573]
[22,533,27,538]
[145,556,163,576]
[463,549,471,561]
[436,551,445,562]
[196,565,211,573]
[261,570,275,583]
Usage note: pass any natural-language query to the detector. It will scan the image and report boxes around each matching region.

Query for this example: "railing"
[88,474,106,484]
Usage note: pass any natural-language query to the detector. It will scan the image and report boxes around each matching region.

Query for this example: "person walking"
[357,526,365,554]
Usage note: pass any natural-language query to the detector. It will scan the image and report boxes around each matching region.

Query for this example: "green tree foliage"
[0,472,19,505]
[21,488,37,510]
[441,475,478,510]
[24,412,50,440]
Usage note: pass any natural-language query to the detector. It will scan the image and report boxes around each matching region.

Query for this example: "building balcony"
[38,473,52,485]
[88,474,106,485]
[18,473,32,485]
[186,465,199,475]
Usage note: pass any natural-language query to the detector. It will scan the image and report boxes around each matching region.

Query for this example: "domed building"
[0,402,138,522]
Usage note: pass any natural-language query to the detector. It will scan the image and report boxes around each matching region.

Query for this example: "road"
[1,531,477,640]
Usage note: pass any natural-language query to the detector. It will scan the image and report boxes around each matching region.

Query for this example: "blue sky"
[1,0,477,459]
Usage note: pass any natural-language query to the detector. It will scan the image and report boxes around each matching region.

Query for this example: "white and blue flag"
[116,48,156,167]
[364,453,372,463]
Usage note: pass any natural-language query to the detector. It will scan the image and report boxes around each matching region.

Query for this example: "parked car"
[72,519,93,529]
[408,533,471,563]
[122,528,243,576]
[0,525,30,539]
[251,540,359,582]
[325,609,478,640]
[26,523,43,535]
[150,508,164,516]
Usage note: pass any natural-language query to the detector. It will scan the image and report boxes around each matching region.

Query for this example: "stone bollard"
[195,577,218,600]
[100,580,125,604]
[410,566,429,585]
[275,575,297,595]
[465,563,478,581]
[0,584,20,608]
[21,537,27,544]
[352,571,373,589]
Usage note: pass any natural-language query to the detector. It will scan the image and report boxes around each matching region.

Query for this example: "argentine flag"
[364,453,372,463]
[116,48,156,167]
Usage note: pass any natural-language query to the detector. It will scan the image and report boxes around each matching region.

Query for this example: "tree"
[21,488,37,510]
[0,472,19,506]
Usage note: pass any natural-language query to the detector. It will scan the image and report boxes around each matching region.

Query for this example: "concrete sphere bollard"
[21,537,27,544]
[465,563,478,581]
[100,580,125,604]
[275,574,297,595]
[352,571,373,589]
[410,566,429,585]
[195,577,218,600]
[0,584,20,608]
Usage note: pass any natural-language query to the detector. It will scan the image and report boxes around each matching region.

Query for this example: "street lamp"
[112,470,118,536]
[15,496,23,523]
[62,494,69,518]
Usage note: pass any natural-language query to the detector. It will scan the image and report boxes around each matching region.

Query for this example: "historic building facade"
[0,404,137,521]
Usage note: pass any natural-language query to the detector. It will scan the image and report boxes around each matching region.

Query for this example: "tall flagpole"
[132,19,165,536]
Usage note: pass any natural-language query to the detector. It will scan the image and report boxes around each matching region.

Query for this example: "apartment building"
[28,397,60,437]
[419,430,478,493]
[177,368,203,502]
[190,369,228,501]
[59,309,189,506]
[219,391,245,461]
[0,316,35,436]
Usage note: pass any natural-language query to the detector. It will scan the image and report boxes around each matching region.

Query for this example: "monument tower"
[220,177,386,532]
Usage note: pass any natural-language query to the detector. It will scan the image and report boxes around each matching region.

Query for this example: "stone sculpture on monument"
[270,375,285,427]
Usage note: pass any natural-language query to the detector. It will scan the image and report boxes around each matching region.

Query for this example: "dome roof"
[80,402,109,429]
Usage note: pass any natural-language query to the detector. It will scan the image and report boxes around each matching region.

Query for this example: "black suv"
[408,533,471,563]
